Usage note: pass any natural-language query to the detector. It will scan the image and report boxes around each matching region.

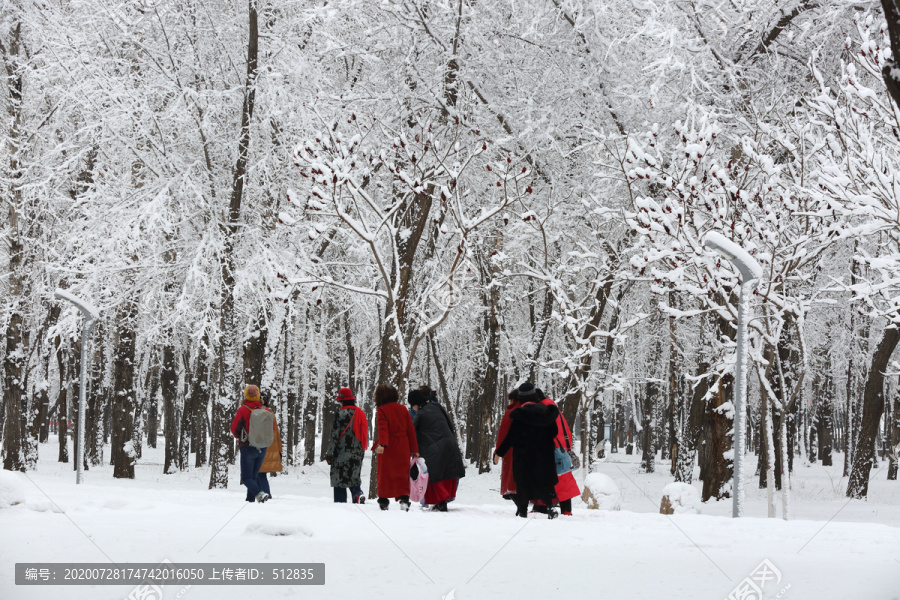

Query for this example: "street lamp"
[702,232,761,518]
[54,289,100,484]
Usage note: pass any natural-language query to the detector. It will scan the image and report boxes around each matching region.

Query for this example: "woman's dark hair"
[374,383,399,407]
[508,388,519,402]
[418,385,438,403]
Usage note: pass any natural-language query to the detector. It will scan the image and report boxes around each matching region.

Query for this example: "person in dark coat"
[495,389,521,499]
[325,387,369,504]
[372,384,419,511]
[531,388,580,516]
[408,386,465,511]
[493,382,559,518]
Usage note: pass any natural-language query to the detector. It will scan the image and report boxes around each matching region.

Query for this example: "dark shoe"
[399,499,411,512]
[354,494,366,505]
[515,508,528,518]
[431,501,448,512]
[378,498,389,511]
[547,508,559,519]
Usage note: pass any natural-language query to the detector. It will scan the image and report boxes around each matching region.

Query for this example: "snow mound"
[660,482,701,514]
[582,473,621,511]
[245,521,313,538]
[0,470,26,508]
[27,500,65,513]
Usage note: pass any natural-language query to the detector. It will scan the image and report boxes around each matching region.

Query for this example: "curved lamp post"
[702,232,761,518]
[54,289,100,484]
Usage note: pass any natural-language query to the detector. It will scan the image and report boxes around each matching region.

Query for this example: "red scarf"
[340,405,369,450]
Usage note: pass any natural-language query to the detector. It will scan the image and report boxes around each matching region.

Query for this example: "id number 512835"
[272,568,314,580]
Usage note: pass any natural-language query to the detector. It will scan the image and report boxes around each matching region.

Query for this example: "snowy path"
[1,444,898,600]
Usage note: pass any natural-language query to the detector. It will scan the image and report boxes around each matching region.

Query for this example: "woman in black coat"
[493,382,560,518]
[409,386,466,511]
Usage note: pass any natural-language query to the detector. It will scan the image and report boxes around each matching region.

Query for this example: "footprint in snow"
[245,522,313,537]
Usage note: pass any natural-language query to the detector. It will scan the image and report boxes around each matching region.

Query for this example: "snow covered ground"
[2,442,898,600]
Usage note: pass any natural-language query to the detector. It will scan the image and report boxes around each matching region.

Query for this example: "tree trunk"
[847,326,900,498]
[818,400,834,467]
[162,344,179,474]
[55,336,69,463]
[888,380,899,480]
[70,339,83,472]
[640,381,658,473]
[243,308,267,387]
[191,343,210,468]
[559,277,614,429]
[302,391,317,467]
[86,370,105,468]
[470,248,502,473]
[319,368,339,461]
[209,0,258,490]
[2,267,25,473]
[178,352,192,471]
[698,369,732,501]
[111,303,138,479]
[1,22,26,473]
[145,358,160,449]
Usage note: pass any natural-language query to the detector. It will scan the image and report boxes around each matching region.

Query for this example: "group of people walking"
[231,380,578,518]
[324,383,465,511]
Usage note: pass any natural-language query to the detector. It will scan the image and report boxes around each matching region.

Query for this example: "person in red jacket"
[495,388,521,499]
[230,385,273,503]
[372,384,419,511]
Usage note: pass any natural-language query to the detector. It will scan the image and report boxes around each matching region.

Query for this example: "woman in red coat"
[372,384,419,511]
[495,389,521,499]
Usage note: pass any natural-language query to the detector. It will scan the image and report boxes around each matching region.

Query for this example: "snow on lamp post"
[702,232,761,518]
[54,289,100,485]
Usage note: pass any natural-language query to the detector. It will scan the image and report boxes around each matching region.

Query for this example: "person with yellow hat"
[230,385,275,503]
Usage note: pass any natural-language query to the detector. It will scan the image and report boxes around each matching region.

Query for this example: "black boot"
[432,501,448,512]
[378,498,389,511]
[514,495,529,518]
[399,495,411,511]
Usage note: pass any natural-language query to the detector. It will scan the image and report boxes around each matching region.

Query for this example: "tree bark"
[469,246,502,473]
[888,380,899,480]
[111,303,138,479]
[145,358,160,449]
[191,343,210,468]
[1,21,26,473]
[243,308,267,387]
[209,0,258,489]
[162,345,179,473]
[817,401,834,467]
[640,380,658,473]
[847,326,900,498]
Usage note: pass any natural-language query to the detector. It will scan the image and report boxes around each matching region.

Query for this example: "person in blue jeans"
[230,385,271,503]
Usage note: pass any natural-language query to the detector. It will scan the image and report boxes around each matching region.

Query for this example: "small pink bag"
[409,457,429,502]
